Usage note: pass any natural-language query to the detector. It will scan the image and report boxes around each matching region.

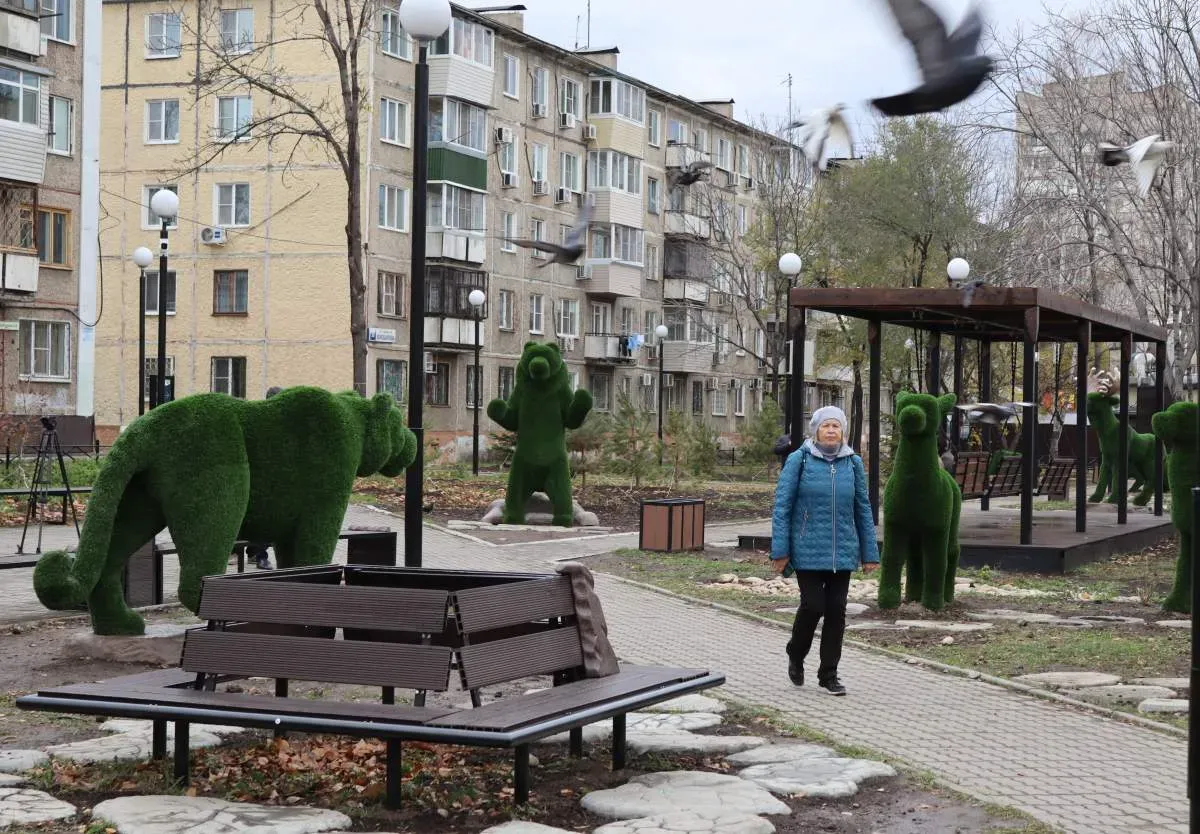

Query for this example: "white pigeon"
[1097,134,1174,197]
[786,105,853,175]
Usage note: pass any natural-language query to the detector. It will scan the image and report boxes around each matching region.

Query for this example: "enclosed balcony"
[584,333,637,364]
[665,142,708,171]
[660,340,715,375]
[578,261,641,298]
[664,210,710,239]
[422,265,487,351]
[662,278,708,304]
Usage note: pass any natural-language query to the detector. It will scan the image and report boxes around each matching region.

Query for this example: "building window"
[529,293,544,334]
[36,208,69,266]
[378,184,408,231]
[531,143,548,182]
[738,205,750,235]
[211,357,247,397]
[377,359,406,402]
[0,68,39,125]
[213,269,248,315]
[737,143,750,176]
[647,110,661,146]
[424,265,487,317]
[498,366,515,400]
[734,384,746,416]
[498,135,518,174]
[145,99,180,143]
[693,127,709,152]
[712,388,728,416]
[502,54,519,97]
[641,377,656,412]
[427,184,484,231]
[590,373,611,411]
[587,78,645,123]
[215,183,250,226]
[380,9,411,59]
[429,97,487,152]
[378,270,404,317]
[380,97,408,145]
[425,362,450,406]
[586,150,642,194]
[501,212,517,252]
[716,137,732,170]
[647,177,660,214]
[589,224,643,264]
[47,96,73,155]
[530,217,545,247]
[668,186,685,212]
[557,299,579,337]
[216,95,252,141]
[144,356,174,401]
[146,12,182,58]
[465,364,482,409]
[143,270,176,314]
[219,9,253,54]
[531,66,548,113]
[619,306,634,335]
[645,243,659,280]
[560,78,580,118]
[40,0,71,42]
[19,319,69,380]
[559,152,581,192]
[667,118,687,145]
[143,185,178,229]
[692,380,704,414]
[497,289,514,329]
[644,311,658,344]
[429,17,493,67]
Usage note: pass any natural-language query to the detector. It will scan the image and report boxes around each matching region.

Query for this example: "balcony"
[423,316,485,350]
[661,340,715,375]
[584,333,637,364]
[663,278,708,304]
[664,210,710,239]
[426,230,486,265]
[666,142,707,170]
[664,238,711,280]
[427,55,494,107]
[578,260,641,298]
[423,264,486,350]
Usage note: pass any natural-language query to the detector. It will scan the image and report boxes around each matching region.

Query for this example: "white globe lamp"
[468,289,486,308]
[398,0,451,41]
[778,252,803,277]
[149,188,179,223]
[131,247,153,269]
[947,257,970,282]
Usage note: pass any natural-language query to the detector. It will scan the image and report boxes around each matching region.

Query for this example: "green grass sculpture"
[33,387,417,635]
[1086,369,1161,506]
[880,391,962,611]
[487,341,592,525]
[1151,401,1197,613]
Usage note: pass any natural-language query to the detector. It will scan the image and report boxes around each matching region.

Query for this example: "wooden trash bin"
[639,498,705,552]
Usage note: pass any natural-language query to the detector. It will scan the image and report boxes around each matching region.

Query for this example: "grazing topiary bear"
[1151,401,1198,614]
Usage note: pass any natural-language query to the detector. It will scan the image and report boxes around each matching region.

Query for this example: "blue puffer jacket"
[770,439,880,572]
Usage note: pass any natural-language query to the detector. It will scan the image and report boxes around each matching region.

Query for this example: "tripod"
[18,417,81,555]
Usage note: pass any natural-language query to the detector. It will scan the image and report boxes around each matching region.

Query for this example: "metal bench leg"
[611,714,626,770]
[173,722,190,783]
[469,688,482,708]
[413,689,426,707]
[382,686,394,705]
[514,744,531,804]
[569,727,583,758]
[151,720,167,760]
[385,740,402,809]
[274,679,288,739]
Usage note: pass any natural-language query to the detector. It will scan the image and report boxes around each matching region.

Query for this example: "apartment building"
[95,2,799,449]
[0,0,93,416]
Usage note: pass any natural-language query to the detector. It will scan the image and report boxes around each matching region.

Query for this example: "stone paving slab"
[737,757,897,798]
[1061,685,1177,707]
[725,743,838,765]
[1011,672,1122,689]
[641,694,727,714]
[0,774,25,787]
[0,749,47,773]
[92,795,351,834]
[627,732,765,756]
[0,786,75,826]
[592,810,775,833]
[479,823,578,834]
[581,771,790,819]
[1138,699,1189,715]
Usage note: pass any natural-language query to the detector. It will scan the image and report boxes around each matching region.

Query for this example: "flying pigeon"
[504,198,593,267]
[786,105,853,175]
[871,0,994,116]
[1097,134,1174,197]
[668,159,713,187]
[955,402,1033,426]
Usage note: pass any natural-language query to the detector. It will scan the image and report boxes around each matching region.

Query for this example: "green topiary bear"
[1151,401,1197,613]
[33,387,417,635]
[880,392,962,611]
[1086,390,1161,507]
[487,341,592,525]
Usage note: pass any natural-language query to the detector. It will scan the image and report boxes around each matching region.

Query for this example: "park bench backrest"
[987,454,1025,498]
[953,452,990,499]
[1037,458,1076,497]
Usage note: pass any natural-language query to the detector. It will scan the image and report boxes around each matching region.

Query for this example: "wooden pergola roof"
[788,286,1168,343]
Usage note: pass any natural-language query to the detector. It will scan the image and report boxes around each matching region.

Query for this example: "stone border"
[602,573,1189,740]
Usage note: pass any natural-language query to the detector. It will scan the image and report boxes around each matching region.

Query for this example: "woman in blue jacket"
[771,405,879,696]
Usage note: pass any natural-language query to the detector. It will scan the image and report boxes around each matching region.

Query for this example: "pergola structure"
[786,286,1170,546]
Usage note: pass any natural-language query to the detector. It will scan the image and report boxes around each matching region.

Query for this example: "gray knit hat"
[809,405,848,437]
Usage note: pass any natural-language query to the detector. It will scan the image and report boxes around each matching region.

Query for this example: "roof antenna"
[586,0,591,49]
[574,14,581,49]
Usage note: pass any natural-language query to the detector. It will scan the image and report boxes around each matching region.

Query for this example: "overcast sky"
[507,0,1085,148]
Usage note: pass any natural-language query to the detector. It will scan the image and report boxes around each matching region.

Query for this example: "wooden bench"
[1036,458,1076,500]
[952,452,990,500]
[17,565,723,807]
[985,454,1024,499]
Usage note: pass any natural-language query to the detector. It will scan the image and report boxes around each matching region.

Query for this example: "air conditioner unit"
[200,226,227,245]
[501,171,517,188]
[705,377,718,391]
[558,335,576,352]
[749,379,761,391]
[726,170,739,188]
[494,126,514,144]
[554,186,572,204]
[576,263,591,280]
[583,123,598,141]
[743,176,755,190]
[727,378,737,389]
[423,352,435,374]
[532,179,549,196]
[663,374,674,388]
[531,102,547,118]
[641,373,655,387]
[559,112,576,130]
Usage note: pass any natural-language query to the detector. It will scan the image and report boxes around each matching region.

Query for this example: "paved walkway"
[0,508,1189,833]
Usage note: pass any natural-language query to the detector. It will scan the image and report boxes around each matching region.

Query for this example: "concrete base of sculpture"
[482,493,599,527]
[64,623,189,665]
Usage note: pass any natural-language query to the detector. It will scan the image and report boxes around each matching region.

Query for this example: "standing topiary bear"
[1087,369,1162,506]
[880,392,962,611]
[487,341,592,525]
[33,388,417,635]
[1151,401,1197,613]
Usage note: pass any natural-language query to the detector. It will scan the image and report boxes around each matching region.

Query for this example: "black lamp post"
[469,288,486,475]
[131,246,153,416]
[399,0,451,569]
[148,189,179,409]
[655,324,668,464]
[1191,309,1200,826]
[777,253,802,434]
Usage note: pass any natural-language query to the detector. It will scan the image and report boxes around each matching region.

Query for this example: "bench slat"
[197,581,450,633]
[458,627,583,690]
[455,577,575,634]
[182,631,452,691]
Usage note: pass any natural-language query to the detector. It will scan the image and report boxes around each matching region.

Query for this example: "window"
[712,388,728,416]
[377,359,406,402]
[667,118,687,145]
[497,289,514,329]
[465,364,482,409]
[378,271,404,317]
[716,137,732,170]
[647,110,661,146]
[737,143,750,176]
[734,384,746,416]
[219,9,253,54]
[213,269,248,314]
[47,96,73,154]
[215,183,250,226]
[645,243,659,280]
[530,217,545,247]
[501,212,517,252]
[0,68,39,125]
[644,311,658,344]
[146,12,181,58]
[40,0,71,42]
[380,9,411,59]
[693,127,709,152]
[36,208,69,266]
[692,380,704,414]
[427,184,484,231]
[587,150,642,194]
[619,306,634,335]
[143,185,178,229]
[641,377,656,412]
[380,97,408,145]
[430,17,493,67]
[531,143,548,182]
[425,362,450,406]
[498,366,514,400]
[19,320,69,380]
[216,95,252,141]
[559,152,581,192]
[503,54,519,97]
[587,78,645,123]
[143,270,176,314]
[589,224,643,264]
[424,265,487,316]
[498,135,517,174]
[647,177,660,214]
[529,293,544,334]
[144,356,175,401]
[668,186,685,212]
[557,299,579,337]
[378,185,408,231]
[145,99,180,143]
[211,357,247,397]
[531,66,548,113]
[590,301,611,335]
[590,373,611,411]
[737,205,749,235]
[428,97,486,152]
[560,78,580,118]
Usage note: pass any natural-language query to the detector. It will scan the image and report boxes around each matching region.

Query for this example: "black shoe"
[788,661,804,686]
[819,678,847,696]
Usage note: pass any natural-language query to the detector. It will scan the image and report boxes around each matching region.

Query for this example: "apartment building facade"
[95,2,801,449]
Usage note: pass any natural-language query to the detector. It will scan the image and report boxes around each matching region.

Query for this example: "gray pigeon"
[787,105,853,175]
[668,159,713,187]
[1098,134,1174,197]
[951,277,987,307]
[505,198,593,267]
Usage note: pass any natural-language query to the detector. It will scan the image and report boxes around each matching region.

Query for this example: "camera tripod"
[17,417,81,555]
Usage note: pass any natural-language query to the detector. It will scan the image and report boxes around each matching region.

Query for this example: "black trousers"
[786,570,852,683]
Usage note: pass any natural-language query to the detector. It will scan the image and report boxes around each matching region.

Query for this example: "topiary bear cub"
[1151,401,1198,613]
[487,341,592,525]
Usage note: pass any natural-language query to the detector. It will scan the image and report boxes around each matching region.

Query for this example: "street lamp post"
[398,0,451,569]
[777,253,802,435]
[131,246,153,416]
[655,323,669,465]
[148,189,179,410]
[469,288,486,476]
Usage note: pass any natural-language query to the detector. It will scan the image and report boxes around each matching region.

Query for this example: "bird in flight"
[871,0,994,116]
[787,105,854,176]
[1098,134,1174,197]
[668,159,713,188]
[504,198,593,267]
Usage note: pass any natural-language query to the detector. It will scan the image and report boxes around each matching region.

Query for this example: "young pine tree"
[603,393,657,488]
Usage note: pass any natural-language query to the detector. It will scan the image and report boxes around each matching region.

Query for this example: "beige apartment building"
[94,2,802,451]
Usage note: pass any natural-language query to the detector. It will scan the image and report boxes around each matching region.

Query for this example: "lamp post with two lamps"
[130,246,154,415]
[398,0,452,569]
[469,288,486,476]
[777,253,802,433]
[655,323,669,464]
